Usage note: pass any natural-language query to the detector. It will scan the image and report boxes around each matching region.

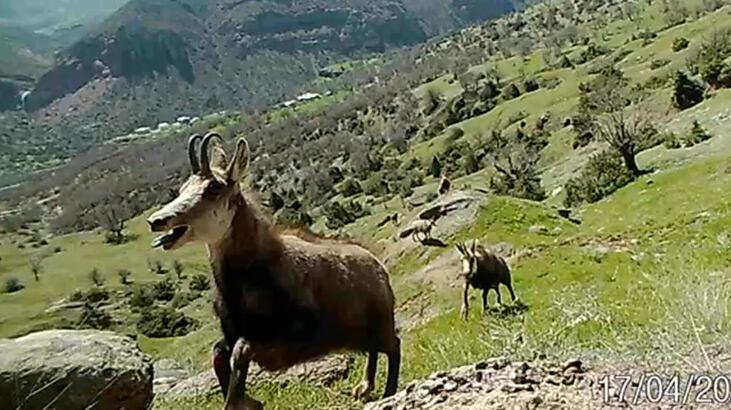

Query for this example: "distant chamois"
[398,219,435,242]
[147,133,400,409]
[455,240,516,320]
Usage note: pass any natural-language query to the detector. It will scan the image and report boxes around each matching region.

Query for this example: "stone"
[0,330,153,410]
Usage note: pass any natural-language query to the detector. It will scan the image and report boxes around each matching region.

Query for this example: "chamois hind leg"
[383,336,401,398]
[482,289,489,314]
[352,351,378,400]
[495,286,503,305]
[224,338,261,410]
[212,338,231,398]
[506,282,517,302]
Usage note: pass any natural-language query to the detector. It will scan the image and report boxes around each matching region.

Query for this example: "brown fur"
[456,241,516,320]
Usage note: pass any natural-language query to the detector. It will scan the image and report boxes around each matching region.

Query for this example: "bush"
[501,83,521,100]
[128,285,154,309]
[324,200,370,230]
[136,307,197,338]
[663,132,682,149]
[152,278,176,301]
[171,291,200,309]
[523,78,540,92]
[69,287,110,304]
[172,260,185,280]
[77,302,112,330]
[684,120,713,147]
[147,258,167,275]
[339,178,363,197]
[672,37,690,52]
[672,71,704,110]
[3,277,24,294]
[564,150,636,206]
[649,58,671,70]
[88,268,105,287]
[118,269,132,285]
[189,273,210,292]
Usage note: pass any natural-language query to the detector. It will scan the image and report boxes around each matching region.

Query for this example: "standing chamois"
[455,240,516,320]
[147,133,401,409]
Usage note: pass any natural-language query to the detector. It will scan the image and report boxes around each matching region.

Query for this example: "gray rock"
[528,225,549,234]
[0,330,153,410]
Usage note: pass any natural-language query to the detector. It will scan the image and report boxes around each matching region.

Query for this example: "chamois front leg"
[224,338,262,410]
[212,338,231,397]
[482,289,489,314]
[460,283,470,320]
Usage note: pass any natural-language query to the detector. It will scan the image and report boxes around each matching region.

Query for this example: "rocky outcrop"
[0,330,154,410]
[364,358,595,410]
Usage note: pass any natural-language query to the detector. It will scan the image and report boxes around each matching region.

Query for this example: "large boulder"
[0,330,153,410]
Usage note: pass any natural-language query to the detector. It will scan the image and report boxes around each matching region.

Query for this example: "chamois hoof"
[224,394,264,410]
[352,380,374,401]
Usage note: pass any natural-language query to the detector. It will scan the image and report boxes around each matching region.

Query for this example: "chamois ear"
[208,138,228,174]
[226,137,250,184]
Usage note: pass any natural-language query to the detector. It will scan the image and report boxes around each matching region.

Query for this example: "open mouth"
[152,226,189,250]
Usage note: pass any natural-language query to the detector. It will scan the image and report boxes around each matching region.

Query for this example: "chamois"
[398,219,435,242]
[147,133,401,409]
[455,240,516,320]
[438,174,452,196]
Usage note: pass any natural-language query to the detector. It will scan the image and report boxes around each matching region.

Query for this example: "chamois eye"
[205,181,225,198]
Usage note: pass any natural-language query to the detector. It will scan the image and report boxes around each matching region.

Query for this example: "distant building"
[297,92,322,102]
[157,122,170,130]
[134,126,152,134]
[177,116,192,124]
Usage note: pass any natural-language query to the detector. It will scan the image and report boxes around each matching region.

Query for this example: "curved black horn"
[200,132,225,176]
[188,134,204,174]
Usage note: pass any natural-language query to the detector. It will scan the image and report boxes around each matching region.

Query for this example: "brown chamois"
[147,133,401,409]
[455,240,516,320]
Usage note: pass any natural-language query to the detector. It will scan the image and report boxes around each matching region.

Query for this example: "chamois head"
[455,239,479,278]
[147,133,249,250]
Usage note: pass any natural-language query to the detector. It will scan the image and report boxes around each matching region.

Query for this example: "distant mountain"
[0,0,128,44]
[21,0,518,138]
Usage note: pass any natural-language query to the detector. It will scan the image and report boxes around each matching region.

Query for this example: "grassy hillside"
[2,0,731,409]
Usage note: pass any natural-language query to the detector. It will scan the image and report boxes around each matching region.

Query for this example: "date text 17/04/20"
[599,374,731,405]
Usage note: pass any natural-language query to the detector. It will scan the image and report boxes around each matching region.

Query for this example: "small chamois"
[455,240,516,320]
[398,219,435,242]
[147,133,400,409]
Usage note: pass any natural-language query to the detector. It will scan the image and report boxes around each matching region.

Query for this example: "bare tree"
[29,257,42,282]
[595,110,656,177]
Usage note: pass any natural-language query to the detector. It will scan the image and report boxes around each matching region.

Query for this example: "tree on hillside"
[672,71,704,110]
[429,156,442,178]
[484,128,546,201]
[576,65,655,177]
[29,257,42,282]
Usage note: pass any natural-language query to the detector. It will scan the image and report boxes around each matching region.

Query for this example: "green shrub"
[171,291,200,309]
[683,120,712,147]
[69,287,110,304]
[189,273,210,292]
[128,285,154,309]
[3,277,24,294]
[523,78,539,92]
[339,178,363,197]
[136,307,197,338]
[663,132,682,149]
[564,150,636,206]
[117,269,132,285]
[672,37,690,52]
[672,71,704,110]
[152,278,176,302]
[77,302,112,330]
[501,83,521,100]
[88,268,105,287]
[649,58,671,70]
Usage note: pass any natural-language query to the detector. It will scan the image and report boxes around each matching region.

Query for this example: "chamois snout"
[148,215,173,232]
